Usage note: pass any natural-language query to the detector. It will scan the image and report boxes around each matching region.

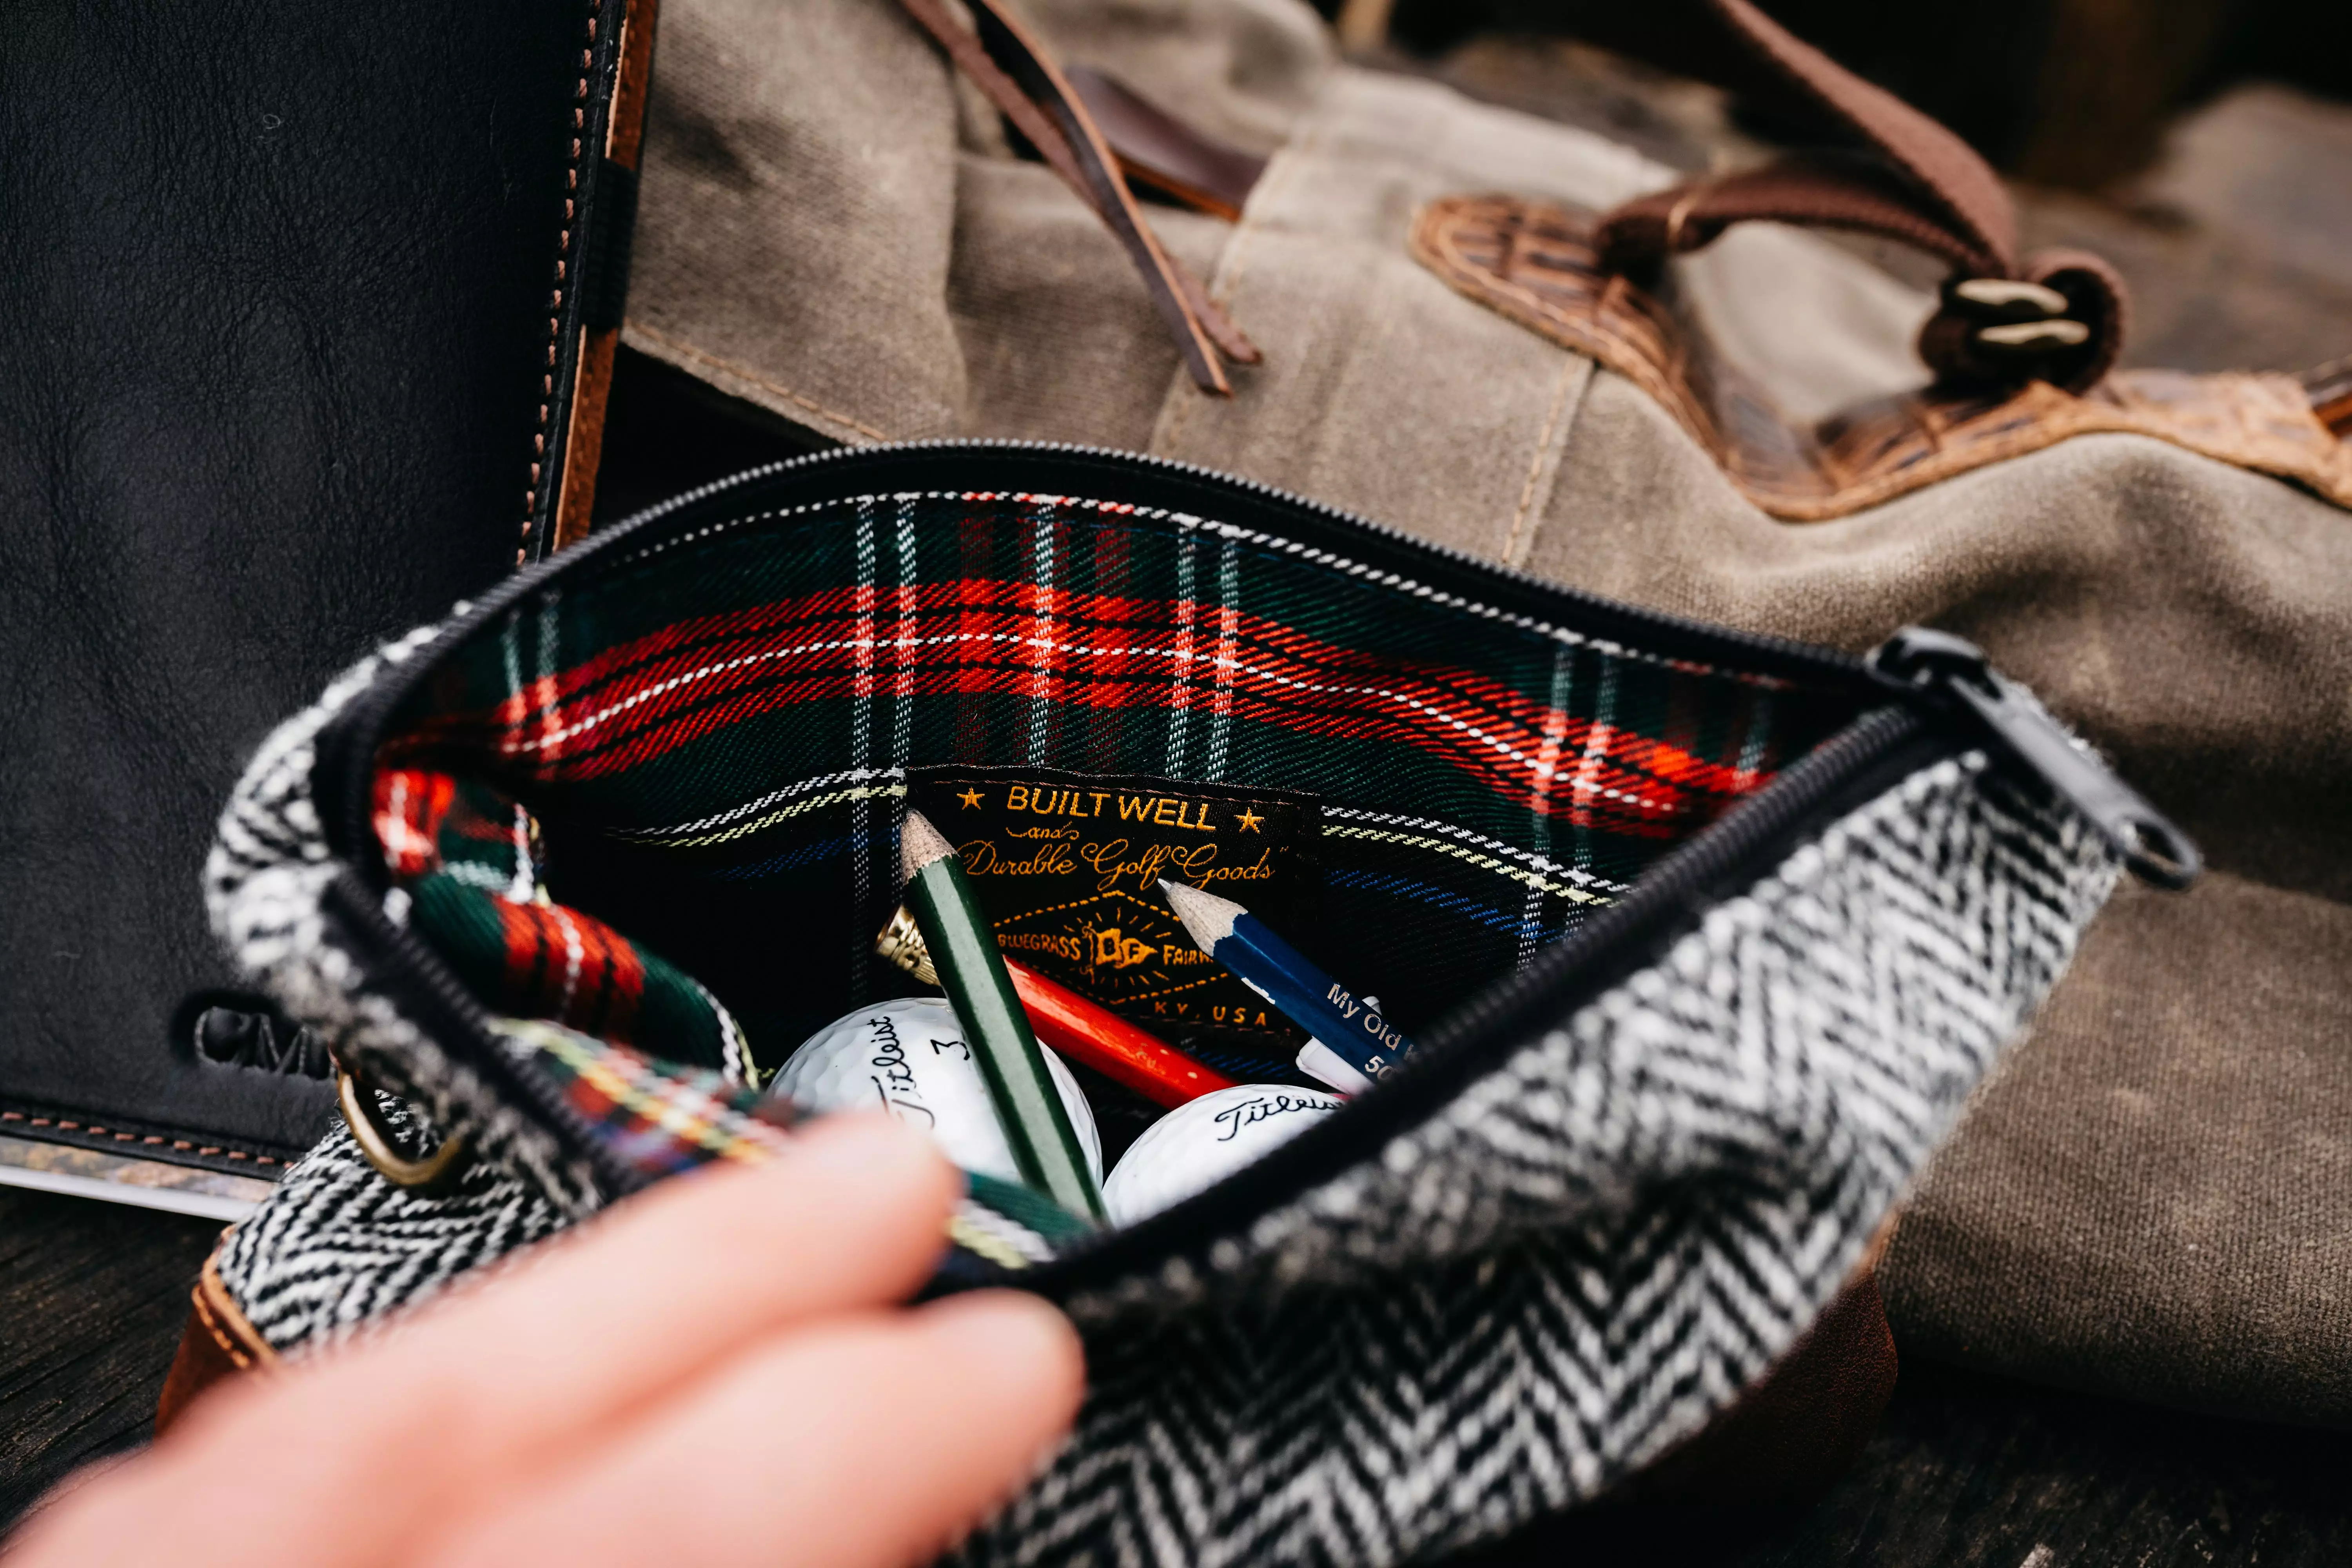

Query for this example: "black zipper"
[306,441,2195,1281]
[314,441,1881,874]
[318,872,647,1201]
[1868,626,2199,888]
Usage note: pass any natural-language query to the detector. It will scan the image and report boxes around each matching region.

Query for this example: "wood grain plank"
[0,1188,219,1528]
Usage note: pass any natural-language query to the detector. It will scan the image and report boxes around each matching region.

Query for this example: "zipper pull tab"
[1868,627,2200,890]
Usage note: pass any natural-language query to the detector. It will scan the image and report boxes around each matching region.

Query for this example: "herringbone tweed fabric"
[200,455,2121,1561]
[216,1108,1081,1350]
[210,740,2115,1562]
[215,1114,568,1351]
[205,623,617,1218]
[954,754,2116,1565]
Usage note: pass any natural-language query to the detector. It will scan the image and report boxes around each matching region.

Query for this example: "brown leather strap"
[1589,0,2125,394]
[1597,155,2004,278]
[1700,0,2014,265]
[1066,66,1267,224]
[897,0,1257,394]
[154,1253,275,1434]
[1590,0,2014,275]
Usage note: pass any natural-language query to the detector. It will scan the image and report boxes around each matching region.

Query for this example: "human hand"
[7,1115,1084,1568]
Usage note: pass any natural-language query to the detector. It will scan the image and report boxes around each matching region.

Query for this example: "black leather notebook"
[0,0,656,1211]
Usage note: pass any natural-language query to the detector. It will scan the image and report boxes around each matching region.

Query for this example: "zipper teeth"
[1419,703,1921,1054]
[328,439,1885,887]
[1019,701,1930,1289]
[314,441,1940,1250]
[555,439,1869,684]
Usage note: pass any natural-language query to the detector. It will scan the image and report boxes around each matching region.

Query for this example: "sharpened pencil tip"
[1158,878,1241,946]
[900,810,956,883]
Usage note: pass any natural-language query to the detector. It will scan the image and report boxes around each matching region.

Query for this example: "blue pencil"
[1158,879,1412,1095]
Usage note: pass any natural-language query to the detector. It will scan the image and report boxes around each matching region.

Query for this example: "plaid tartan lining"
[509,1019,774,1176]
[368,491,1860,1178]
[498,1020,1082,1266]
[377,769,750,1079]
[603,494,1785,686]
[395,587,1769,843]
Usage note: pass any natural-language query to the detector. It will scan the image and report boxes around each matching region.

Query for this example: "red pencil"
[875,909,1238,1107]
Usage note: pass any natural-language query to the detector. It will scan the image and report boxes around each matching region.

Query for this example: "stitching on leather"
[0,1104,289,1167]
[520,0,607,565]
[624,323,895,444]
[190,1282,247,1368]
[1410,194,2352,520]
[195,1254,275,1369]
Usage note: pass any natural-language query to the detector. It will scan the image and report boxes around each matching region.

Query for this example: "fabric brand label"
[906,768,1320,1056]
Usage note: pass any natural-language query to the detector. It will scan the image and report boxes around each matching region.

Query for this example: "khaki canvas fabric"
[623,0,2352,1425]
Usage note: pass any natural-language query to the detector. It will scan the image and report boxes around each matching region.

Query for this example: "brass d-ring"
[338,1070,469,1190]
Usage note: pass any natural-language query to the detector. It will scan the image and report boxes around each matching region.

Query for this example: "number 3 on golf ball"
[771,998,1102,1186]
[1103,1083,1344,1227]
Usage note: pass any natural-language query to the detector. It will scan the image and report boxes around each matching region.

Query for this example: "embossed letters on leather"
[0,0,644,1168]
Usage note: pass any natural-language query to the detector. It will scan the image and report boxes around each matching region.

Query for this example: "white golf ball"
[770,998,1101,1186]
[1102,1083,1343,1227]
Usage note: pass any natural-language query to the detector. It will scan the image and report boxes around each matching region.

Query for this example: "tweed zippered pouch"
[201,442,2190,1565]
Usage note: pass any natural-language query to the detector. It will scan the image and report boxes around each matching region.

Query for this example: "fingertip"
[915,1289,1087,1420]
[774,1109,963,1219]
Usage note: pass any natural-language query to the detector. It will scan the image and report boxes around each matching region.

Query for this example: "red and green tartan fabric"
[498,1018,1093,1272]
[366,490,1858,1162]
[374,768,750,1079]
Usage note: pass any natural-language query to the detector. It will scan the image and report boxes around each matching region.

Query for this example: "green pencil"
[899,810,1105,1221]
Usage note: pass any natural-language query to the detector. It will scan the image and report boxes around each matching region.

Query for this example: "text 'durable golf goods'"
[1101,1083,1343,1226]
[770,998,1102,1186]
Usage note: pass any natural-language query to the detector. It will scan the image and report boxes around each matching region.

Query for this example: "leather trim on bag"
[0,1105,300,1174]
[552,0,662,553]
[2307,354,2352,439]
[1412,194,2352,521]
[1616,1266,1898,1505]
[1066,65,1267,223]
[578,161,640,335]
[155,1254,277,1434]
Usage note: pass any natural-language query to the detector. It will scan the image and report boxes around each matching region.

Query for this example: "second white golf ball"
[1102,1083,1344,1227]
[770,998,1102,1186]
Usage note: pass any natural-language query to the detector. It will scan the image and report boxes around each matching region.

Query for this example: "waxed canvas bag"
[605,0,2352,1428]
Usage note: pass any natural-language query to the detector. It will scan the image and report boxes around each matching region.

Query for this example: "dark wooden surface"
[6,1180,2352,1561]
[0,1188,220,1528]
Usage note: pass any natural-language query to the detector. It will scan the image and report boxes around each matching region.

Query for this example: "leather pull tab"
[1587,0,2129,393]
[1594,155,2005,279]
[1701,0,2016,265]
[1065,66,1267,223]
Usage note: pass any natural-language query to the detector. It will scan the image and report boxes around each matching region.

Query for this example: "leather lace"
[896,0,1259,395]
